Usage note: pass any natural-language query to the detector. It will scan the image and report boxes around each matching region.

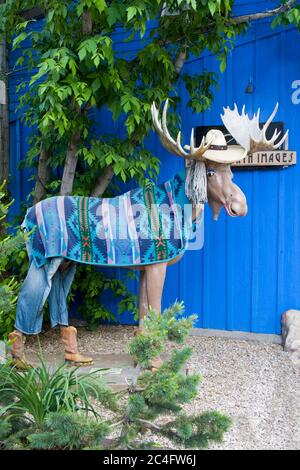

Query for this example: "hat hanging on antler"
[201,129,247,163]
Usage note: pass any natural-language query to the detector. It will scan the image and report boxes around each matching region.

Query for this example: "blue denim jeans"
[15,257,76,335]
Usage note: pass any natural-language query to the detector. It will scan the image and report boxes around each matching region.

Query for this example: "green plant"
[0,302,231,450]
[129,301,195,367]
[71,265,138,329]
[0,358,117,427]
[0,182,27,339]
[0,417,29,450]
[28,412,109,450]
[121,302,232,448]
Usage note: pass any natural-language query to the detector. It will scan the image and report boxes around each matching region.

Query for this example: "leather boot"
[60,326,93,365]
[8,330,31,370]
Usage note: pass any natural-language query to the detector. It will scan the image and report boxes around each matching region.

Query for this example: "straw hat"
[203,129,247,164]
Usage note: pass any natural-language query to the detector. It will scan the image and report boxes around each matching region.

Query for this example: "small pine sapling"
[120,302,232,449]
[0,302,231,450]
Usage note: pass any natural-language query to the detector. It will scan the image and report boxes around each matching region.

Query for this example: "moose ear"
[221,103,289,153]
[185,161,207,205]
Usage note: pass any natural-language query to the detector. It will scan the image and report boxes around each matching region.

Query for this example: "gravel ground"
[26,325,300,450]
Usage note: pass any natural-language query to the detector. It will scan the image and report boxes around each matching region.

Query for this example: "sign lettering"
[232,151,296,167]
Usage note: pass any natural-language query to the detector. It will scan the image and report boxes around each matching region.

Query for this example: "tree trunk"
[82,9,93,35]
[60,132,81,196]
[33,147,50,203]
[175,48,186,74]
[91,165,114,197]
[59,10,93,197]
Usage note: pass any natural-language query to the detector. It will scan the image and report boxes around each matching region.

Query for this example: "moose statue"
[9,102,288,368]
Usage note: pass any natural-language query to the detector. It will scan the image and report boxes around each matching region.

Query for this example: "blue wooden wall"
[7,3,300,334]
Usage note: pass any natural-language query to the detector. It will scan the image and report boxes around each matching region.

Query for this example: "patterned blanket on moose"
[24,171,199,268]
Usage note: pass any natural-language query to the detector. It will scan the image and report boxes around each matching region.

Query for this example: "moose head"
[151,100,248,220]
[152,100,290,220]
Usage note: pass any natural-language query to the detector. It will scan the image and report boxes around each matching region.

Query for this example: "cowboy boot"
[60,326,93,365]
[8,330,31,370]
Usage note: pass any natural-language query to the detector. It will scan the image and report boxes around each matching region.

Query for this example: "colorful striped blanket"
[24,171,199,268]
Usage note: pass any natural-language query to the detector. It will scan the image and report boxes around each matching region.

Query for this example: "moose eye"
[207,169,215,177]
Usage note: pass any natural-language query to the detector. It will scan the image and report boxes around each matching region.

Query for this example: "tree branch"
[60,132,81,196]
[34,146,50,203]
[174,47,187,74]
[136,418,162,432]
[233,0,297,24]
[91,165,114,197]
[59,10,93,197]
[165,0,297,72]
[82,9,93,35]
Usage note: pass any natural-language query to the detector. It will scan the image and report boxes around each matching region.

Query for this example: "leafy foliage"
[0,414,32,450]
[0,1,295,325]
[162,411,232,448]
[0,358,117,427]
[71,265,139,328]
[28,412,109,450]
[0,302,231,450]
[272,3,300,30]
[129,301,196,367]
[0,182,27,339]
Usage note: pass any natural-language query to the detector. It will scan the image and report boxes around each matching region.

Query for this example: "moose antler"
[151,99,212,160]
[221,103,289,153]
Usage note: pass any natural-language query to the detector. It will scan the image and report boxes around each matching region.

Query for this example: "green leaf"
[12,32,28,50]
[68,59,77,76]
[91,78,101,92]
[208,0,217,16]
[93,55,101,67]
[120,170,126,182]
[78,47,87,61]
[127,6,137,21]
[94,0,107,14]
[47,9,55,22]
[189,0,197,10]
[107,6,120,26]
[220,56,227,73]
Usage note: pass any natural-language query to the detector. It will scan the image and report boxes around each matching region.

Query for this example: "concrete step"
[25,352,140,392]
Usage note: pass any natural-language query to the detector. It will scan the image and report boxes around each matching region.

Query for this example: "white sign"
[232,150,296,167]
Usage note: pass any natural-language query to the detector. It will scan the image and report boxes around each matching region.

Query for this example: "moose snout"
[229,200,248,217]
[225,182,248,217]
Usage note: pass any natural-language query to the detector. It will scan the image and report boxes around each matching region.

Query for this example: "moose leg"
[48,262,77,329]
[145,262,167,313]
[48,263,93,365]
[8,330,28,370]
[142,263,167,371]
[138,270,148,330]
[138,263,167,328]
[11,257,64,368]
[60,326,93,366]
[14,258,62,336]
